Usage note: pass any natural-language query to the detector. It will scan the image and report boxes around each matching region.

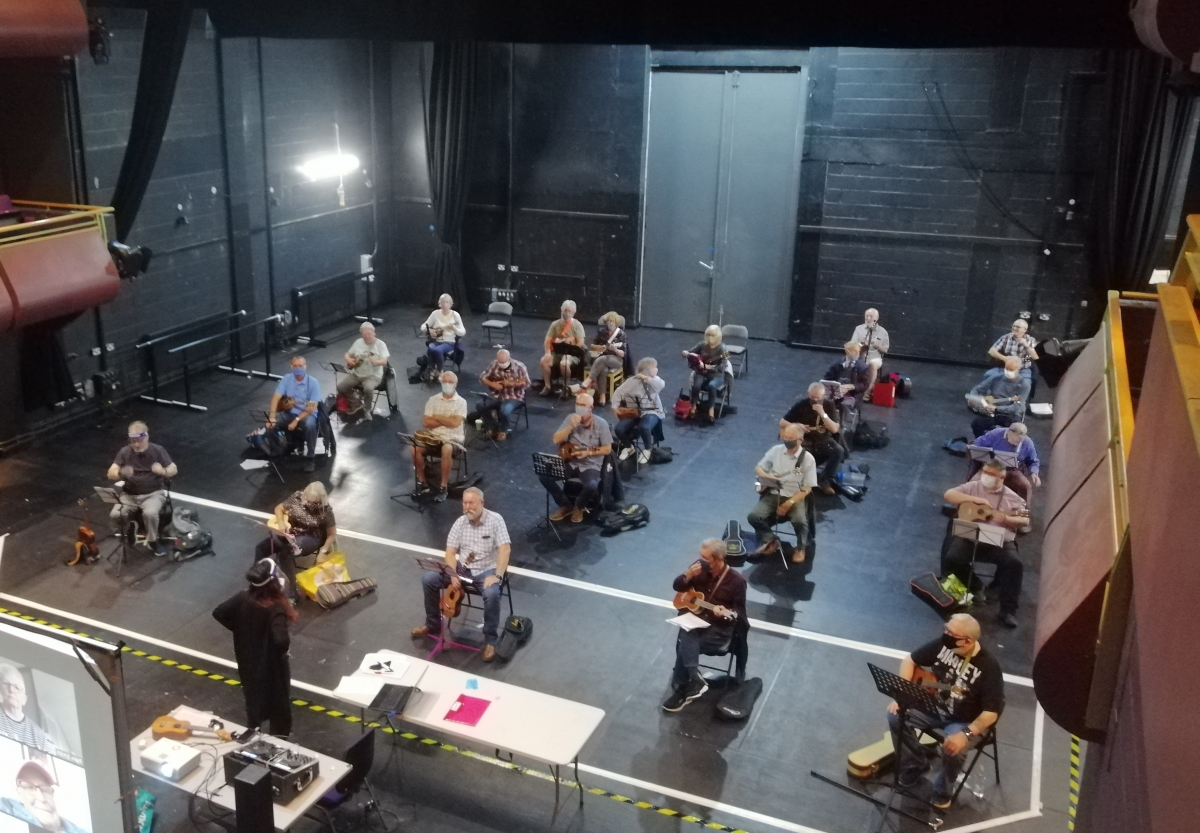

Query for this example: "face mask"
[497,361,510,369]
[980,474,1000,490]
[292,368,306,379]
[575,406,590,417]
[942,633,965,651]
[1004,370,1019,380]
[441,383,456,395]
[784,439,800,451]
[698,559,712,575]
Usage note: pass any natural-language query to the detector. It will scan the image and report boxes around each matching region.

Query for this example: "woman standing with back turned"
[213,558,297,737]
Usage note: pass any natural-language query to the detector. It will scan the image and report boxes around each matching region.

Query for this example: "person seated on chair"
[747,423,816,564]
[412,487,510,662]
[966,356,1030,438]
[662,538,748,713]
[970,422,1041,501]
[682,325,730,422]
[337,321,389,419]
[539,299,587,395]
[581,311,628,406]
[421,293,466,376]
[613,357,666,464]
[824,341,870,411]
[267,356,322,472]
[540,392,613,523]
[780,382,844,495]
[984,318,1037,382]
[851,308,889,401]
[411,371,468,502]
[942,459,1028,628]
[477,348,529,441]
[106,420,177,557]
[254,481,338,603]
[885,613,1004,812]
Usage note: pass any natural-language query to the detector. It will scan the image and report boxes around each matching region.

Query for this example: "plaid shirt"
[447,508,511,574]
[479,358,530,401]
[991,333,1035,369]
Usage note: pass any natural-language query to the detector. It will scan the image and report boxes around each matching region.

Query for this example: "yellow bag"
[296,552,350,601]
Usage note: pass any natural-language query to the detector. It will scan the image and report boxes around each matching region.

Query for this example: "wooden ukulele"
[441,581,464,618]
[957,502,1000,524]
[151,716,234,743]
[672,588,737,620]
[912,667,954,694]
[67,499,100,567]
[558,442,582,460]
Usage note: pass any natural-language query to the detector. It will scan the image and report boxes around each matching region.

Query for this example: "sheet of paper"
[357,653,410,680]
[333,676,385,706]
[1028,403,1053,416]
[667,612,710,631]
[239,459,269,470]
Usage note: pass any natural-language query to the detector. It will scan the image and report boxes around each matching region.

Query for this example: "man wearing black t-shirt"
[106,421,177,556]
[886,613,1004,810]
[780,382,844,493]
[663,539,748,713]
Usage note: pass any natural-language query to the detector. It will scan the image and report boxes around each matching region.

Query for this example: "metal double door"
[639,68,806,339]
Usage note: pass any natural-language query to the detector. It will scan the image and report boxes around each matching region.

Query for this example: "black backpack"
[854,420,890,449]
[495,616,534,662]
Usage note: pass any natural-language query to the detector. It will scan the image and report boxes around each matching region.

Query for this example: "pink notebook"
[443,694,491,726]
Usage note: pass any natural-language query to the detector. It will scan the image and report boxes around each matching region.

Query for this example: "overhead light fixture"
[296,152,360,182]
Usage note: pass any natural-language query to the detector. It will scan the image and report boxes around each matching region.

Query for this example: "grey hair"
[0,664,22,685]
[463,486,484,501]
[359,321,376,332]
[440,370,458,385]
[438,294,454,306]
[636,357,657,374]
[808,382,826,394]
[947,613,981,639]
[699,538,726,559]
[301,481,328,504]
[128,420,148,434]
[561,299,577,314]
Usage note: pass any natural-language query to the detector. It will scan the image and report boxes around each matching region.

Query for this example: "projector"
[141,738,201,782]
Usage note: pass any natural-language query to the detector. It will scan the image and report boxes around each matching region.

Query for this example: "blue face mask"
[292,368,306,380]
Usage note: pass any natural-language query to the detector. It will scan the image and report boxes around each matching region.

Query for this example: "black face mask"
[943,633,966,651]
[698,559,712,575]
[784,439,800,451]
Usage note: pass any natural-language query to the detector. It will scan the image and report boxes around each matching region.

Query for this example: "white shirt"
[425,393,468,443]
[422,309,466,344]
[447,509,511,575]
[346,337,389,380]
[756,444,818,498]
[851,323,890,361]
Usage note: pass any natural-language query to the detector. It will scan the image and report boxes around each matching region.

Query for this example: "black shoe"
[661,680,708,713]
[303,457,316,473]
[410,484,431,499]
[152,542,169,558]
[1000,611,1018,628]
[433,488,447,503]
[897,763,930,788]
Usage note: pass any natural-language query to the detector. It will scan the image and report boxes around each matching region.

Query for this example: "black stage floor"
[0,304,1075,833]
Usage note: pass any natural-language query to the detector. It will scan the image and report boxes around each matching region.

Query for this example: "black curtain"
[423,42,481,309]
[109,2,194,242]
[19,321,76,411]
[1094,49,1197,294]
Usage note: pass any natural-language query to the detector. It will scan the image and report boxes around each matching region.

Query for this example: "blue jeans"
[421,566,502,644]
[480,397,522,432]
[275,411,318,458]
[539,468,601,509]
[887,709,983,798]
[672,625,733,689]
[427,341,456,371]
[615,414,661,448]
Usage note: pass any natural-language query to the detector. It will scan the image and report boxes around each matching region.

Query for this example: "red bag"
[335,393,350,413]
[673,391,692,420]
[873,381,896,407]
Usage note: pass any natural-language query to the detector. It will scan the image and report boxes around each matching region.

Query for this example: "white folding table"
[334,649,605,823]
[130,704,352,831]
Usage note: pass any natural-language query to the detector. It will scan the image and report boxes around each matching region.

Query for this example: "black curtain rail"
[292,270,364,298]
[518,207,631,222]
[166,312,286,354]
[134,310,246,350]
[796,225,1087,250]
[249,201,374,235]
[292,271,379,348]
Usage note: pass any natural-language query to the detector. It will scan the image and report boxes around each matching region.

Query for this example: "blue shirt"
[974,427,1040,475]
[968,373,1030,417]
[275,373,322,416]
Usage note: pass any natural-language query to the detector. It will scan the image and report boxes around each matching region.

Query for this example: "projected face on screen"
[0,657,90,833]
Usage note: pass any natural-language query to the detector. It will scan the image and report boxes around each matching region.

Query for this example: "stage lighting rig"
[107,240,152,280]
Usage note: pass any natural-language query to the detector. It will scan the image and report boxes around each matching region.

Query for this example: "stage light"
[107,240,152,280]
[296,153,360,181]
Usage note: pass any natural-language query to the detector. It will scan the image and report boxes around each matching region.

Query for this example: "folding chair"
[722,325,749,377]
[390,433,470,509]
[768,491,815,571]
[921,723,1001,802]
[313,729,389,832]
[481,301,515,347]
[698,626,748,683]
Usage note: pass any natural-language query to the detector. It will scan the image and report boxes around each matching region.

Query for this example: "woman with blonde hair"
[421,293,466,375]
[581,311,629,406]
[682,325,730,422]
[253,481,338,603]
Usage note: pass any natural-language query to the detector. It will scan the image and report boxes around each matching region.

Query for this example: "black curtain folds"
[423,42,481,309]
[109,2,194,242]
[1095,49,1197,294]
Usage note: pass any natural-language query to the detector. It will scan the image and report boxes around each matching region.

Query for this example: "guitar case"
[848,732,895,779]
[723,520,747,565]
[714,677,763,721]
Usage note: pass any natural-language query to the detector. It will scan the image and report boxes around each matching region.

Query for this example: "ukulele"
[151,716,234,743]
[67,499,100,567]
[911,667,954,694]
[672,588,737,620]
[440,581,464,618]
[558,442,581,460]
[957,502,1000,524]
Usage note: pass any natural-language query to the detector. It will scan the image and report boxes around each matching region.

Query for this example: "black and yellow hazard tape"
[1067,735,1081,831]
[0,605,753,833]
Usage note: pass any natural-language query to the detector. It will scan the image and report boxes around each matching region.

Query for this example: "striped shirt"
[991,333,1035,369]
[0,709,48,751]
[479,359,530,402]
[447,509,510,575]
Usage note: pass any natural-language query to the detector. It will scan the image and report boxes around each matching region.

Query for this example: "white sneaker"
[619,446,635,461]
[637,449,652,464]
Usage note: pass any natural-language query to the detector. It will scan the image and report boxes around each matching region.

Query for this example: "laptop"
[367,666,426,714]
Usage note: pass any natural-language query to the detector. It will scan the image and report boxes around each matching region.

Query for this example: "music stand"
[951,519,1008,604]
[93,486,143,576]
[966,445,1019,469]
[414,558,480,660]
[530,452,569,542]
[810,663,949,831]
[550,342,586,401]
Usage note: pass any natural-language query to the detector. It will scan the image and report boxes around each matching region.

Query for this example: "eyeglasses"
[0,681,24,692]
[127,433,147,440]
[943,630,972,642]
[16,781,54,797]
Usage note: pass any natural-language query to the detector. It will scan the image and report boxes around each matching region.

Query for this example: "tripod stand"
[810,663,949,831]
